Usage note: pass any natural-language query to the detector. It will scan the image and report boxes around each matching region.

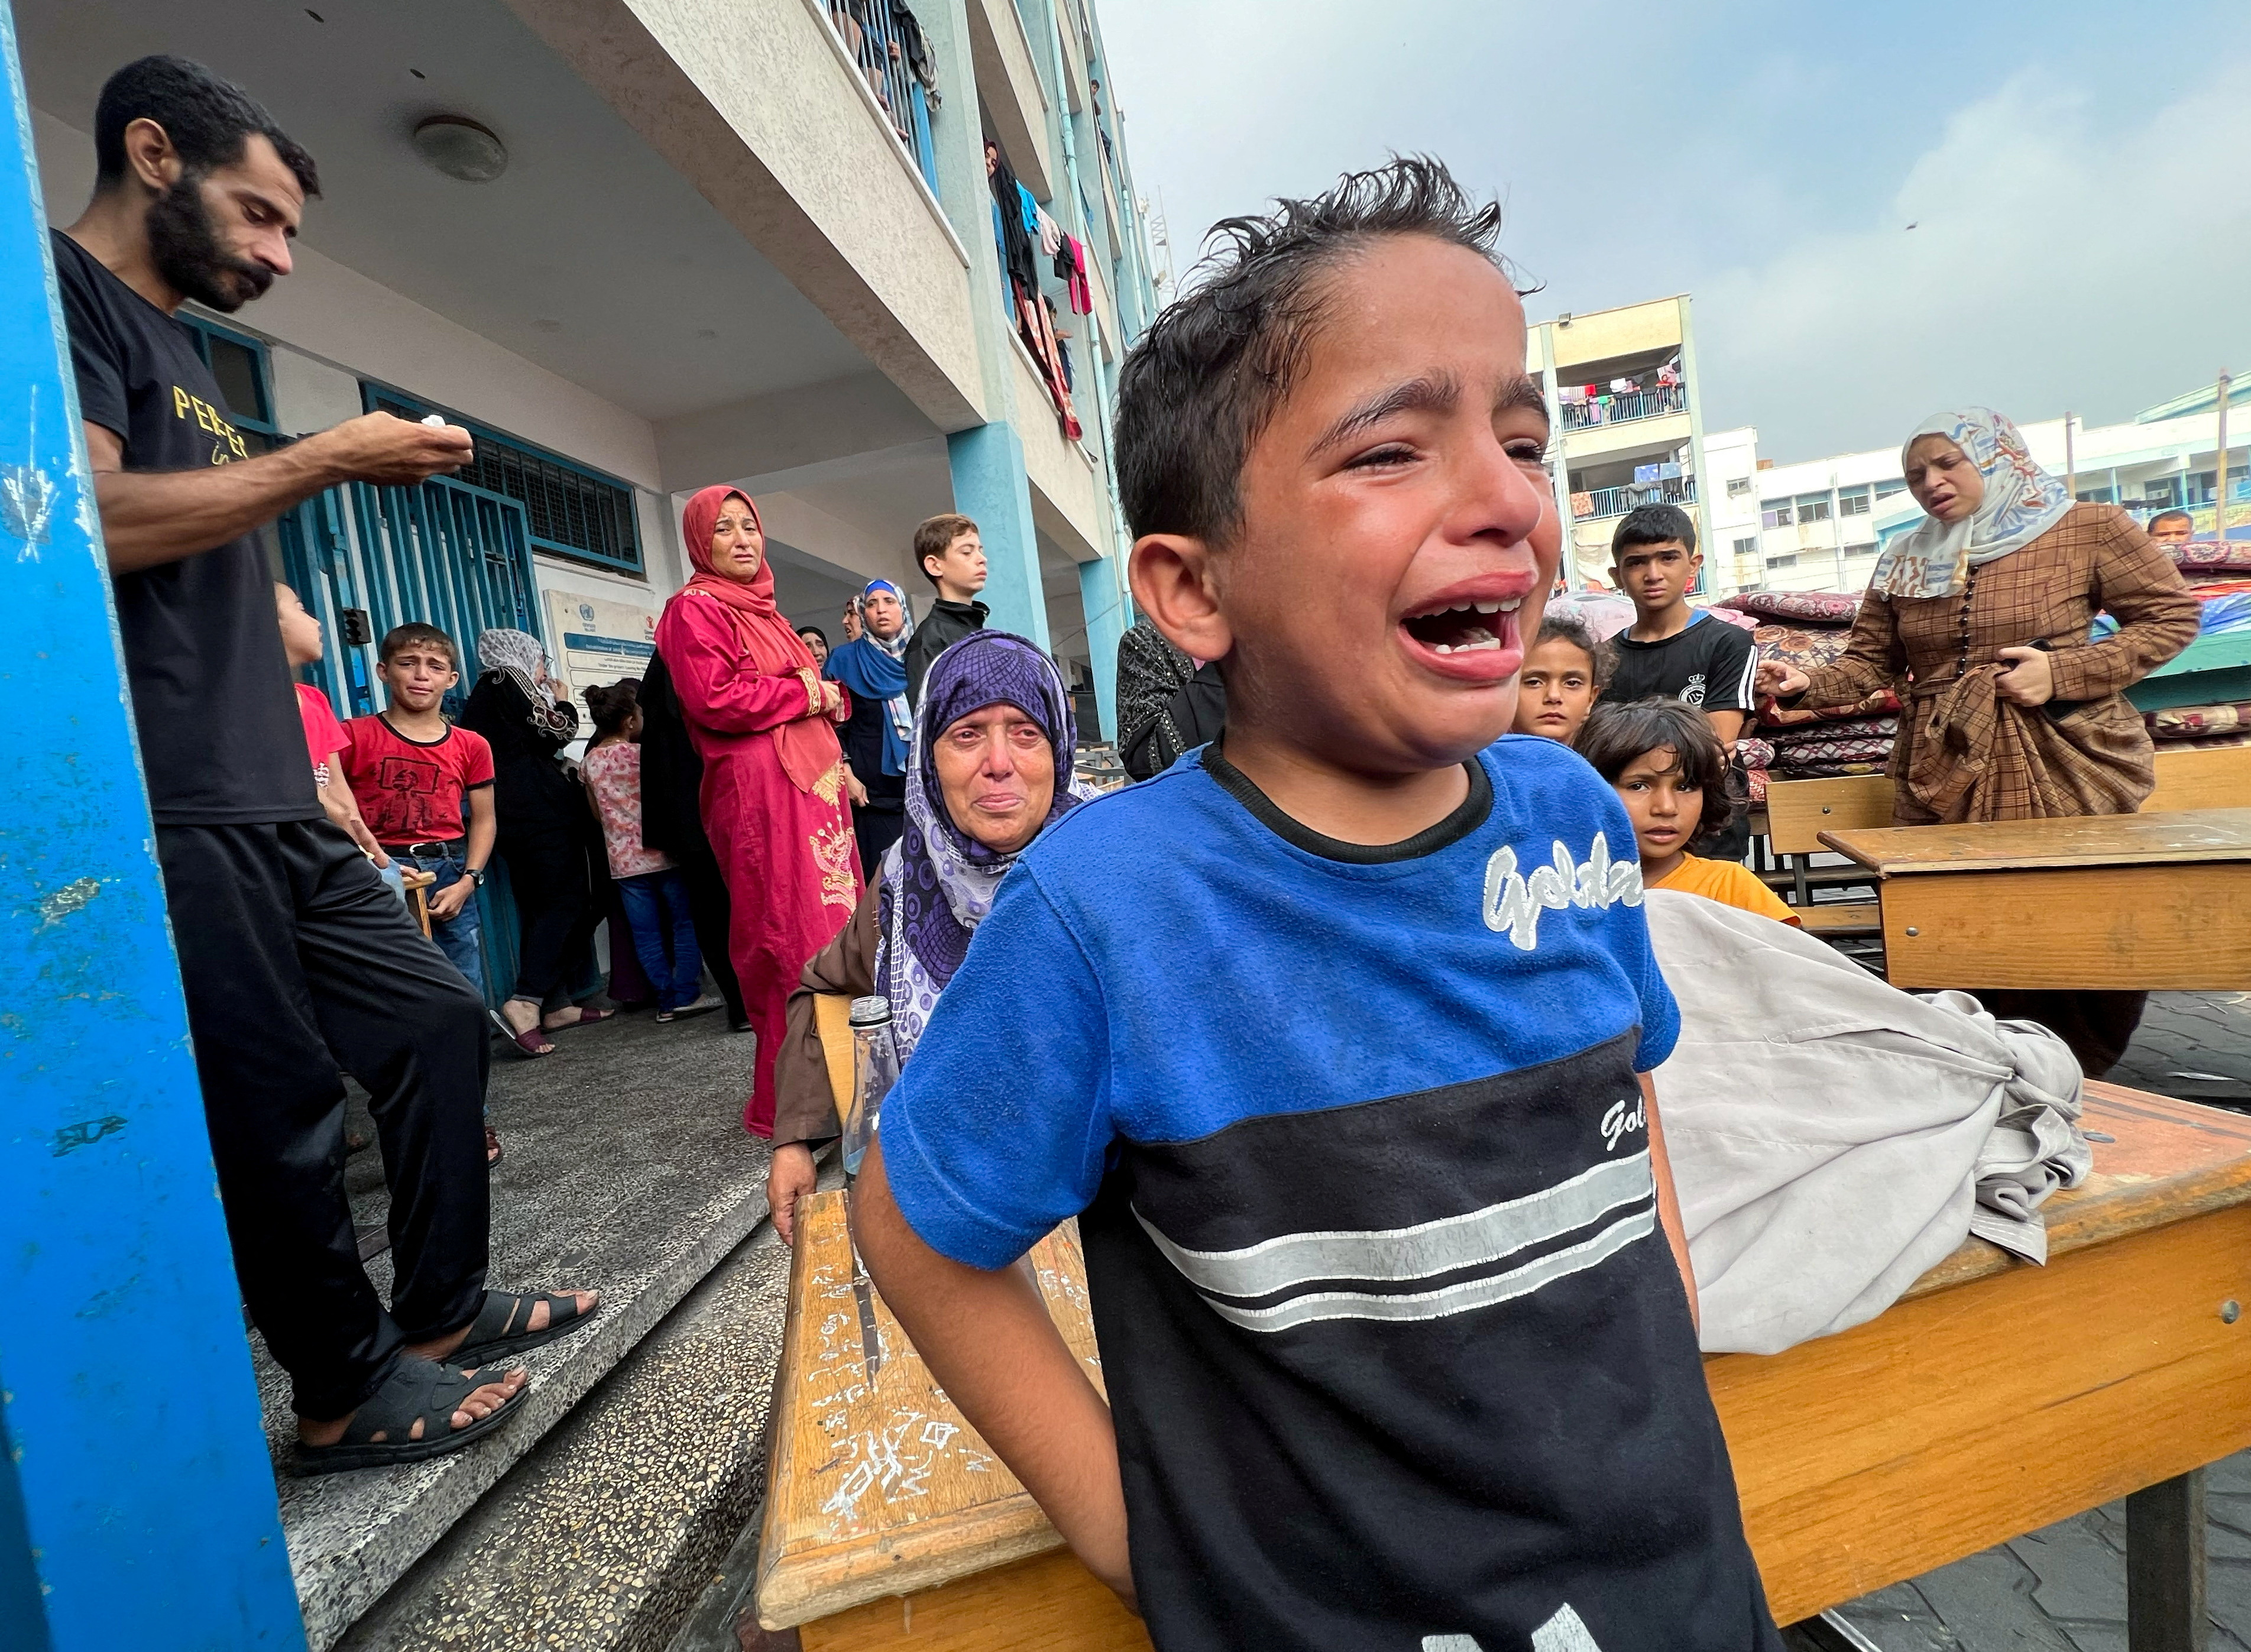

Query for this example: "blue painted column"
[1077,552,1129,740]
[946,422,1048,650]
[0,5,306,1646]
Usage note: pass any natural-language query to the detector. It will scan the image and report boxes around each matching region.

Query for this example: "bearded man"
[56,55,595,1473]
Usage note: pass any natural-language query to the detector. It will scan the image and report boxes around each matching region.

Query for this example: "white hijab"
[1871,407,2074,600]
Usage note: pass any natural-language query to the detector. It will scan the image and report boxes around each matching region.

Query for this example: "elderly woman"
[461,629,612,1057]
[765,632,1089,1242]
[656,487,861,1136]
[1758,407,2198,1072]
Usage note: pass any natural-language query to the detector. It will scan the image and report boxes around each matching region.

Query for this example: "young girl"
[1512,613,1605,743]
[581,683,723,1022]
[1578,699,1800,925]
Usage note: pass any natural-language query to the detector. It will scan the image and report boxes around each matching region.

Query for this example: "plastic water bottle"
[842,995,901,1181]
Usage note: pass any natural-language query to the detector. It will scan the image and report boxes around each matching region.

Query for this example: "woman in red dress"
[656,487,862,1135]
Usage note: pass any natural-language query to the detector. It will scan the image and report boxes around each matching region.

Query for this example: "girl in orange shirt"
[1578,699,1800,925]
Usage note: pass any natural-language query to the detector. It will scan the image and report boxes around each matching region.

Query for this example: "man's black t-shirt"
[1603,610,1758,716]
[54,231,316,826]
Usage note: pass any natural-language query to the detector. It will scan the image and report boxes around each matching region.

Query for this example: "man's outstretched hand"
[313,412,474,487]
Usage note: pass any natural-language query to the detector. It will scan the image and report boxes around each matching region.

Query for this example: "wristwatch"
[466,866,487,888]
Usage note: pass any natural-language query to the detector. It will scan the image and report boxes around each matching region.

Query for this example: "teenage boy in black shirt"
[1604,504,1757,860]
[902,511,989,703]
[59,55,593,1470]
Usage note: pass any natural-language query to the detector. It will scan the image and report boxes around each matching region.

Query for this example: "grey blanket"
[1644,891,2089,1355]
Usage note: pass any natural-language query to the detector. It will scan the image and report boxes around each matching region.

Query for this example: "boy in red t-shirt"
[277,582,387,866]
[341,624,497,992]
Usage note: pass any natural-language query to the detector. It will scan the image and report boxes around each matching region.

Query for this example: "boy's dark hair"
[914,513,979,582]
[1113,155,1508,546]
[2148,508,2194,533]
[583,680,641,736]
[1611,503,1697,561]
[1531,613,1609,690]
[1575,698,1738,854]
[379,622,458,668]
[95,56,319,196]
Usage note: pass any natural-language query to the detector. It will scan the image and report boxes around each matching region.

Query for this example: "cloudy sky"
[1097,0,2251,463]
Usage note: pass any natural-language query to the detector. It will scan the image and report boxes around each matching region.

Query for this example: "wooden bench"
[1821,806,2251,992]
[397,865,436,938]
[1760,746,2251,948]
[755,1084,2251,1649]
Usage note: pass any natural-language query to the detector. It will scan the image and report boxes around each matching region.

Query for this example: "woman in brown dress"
[1758,406,2199,1074]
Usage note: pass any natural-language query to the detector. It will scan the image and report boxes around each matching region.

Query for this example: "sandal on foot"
[543,1006,615,1033]
[484,1125,503,1168]
[487,1008,555,1058]
[293,1357,525,1476]
[450,1288,601,1365]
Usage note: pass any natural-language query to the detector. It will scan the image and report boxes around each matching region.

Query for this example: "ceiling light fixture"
[411,116,507,183]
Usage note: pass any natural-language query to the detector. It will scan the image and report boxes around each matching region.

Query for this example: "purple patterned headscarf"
[875,631,1086,1056]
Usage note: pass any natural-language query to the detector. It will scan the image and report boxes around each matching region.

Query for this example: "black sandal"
[449,1288,600,1365]
[293,1357,525,1476]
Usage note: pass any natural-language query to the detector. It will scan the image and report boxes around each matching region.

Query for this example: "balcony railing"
[1576,477,1698,520]
[1560,384,1687,431]
[823,0,940,195]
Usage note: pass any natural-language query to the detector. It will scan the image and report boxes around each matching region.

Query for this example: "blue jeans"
[393,844,484,997]
[617,868,704,1011]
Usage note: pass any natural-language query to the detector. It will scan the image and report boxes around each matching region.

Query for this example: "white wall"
[35,105,686,612]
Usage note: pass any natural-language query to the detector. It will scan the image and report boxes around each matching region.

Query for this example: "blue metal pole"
[0,2,306,1644]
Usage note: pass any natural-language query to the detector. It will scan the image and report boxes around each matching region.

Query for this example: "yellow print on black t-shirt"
[170,384,249,464]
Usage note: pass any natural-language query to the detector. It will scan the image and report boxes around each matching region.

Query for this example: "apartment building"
[1742,383,2249,594]
[18,0,1160,737]
[1526,294,1712,591]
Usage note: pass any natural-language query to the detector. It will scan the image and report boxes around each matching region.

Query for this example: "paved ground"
[1824,989,2251,1650]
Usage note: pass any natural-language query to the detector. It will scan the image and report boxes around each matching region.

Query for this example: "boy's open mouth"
[1400,595,1522,656]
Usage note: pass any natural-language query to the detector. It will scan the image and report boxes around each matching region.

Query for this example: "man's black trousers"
[157,819,490,1420]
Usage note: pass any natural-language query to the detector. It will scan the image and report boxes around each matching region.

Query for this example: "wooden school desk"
[1818,806,2251,992]
[753,1084,2251,1650]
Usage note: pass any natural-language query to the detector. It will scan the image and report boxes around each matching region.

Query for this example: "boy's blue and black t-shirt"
[880,735,1780,1652]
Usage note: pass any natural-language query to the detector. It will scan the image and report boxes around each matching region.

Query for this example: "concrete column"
[1077,548,1128,738]
[948,422,1048,647]
[0,9,304,1643]
[921,0,1048,655]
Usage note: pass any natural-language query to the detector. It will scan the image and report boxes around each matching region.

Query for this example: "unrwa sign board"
[543,588,659,705]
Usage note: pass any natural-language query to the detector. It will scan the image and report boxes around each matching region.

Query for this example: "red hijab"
[680,485,840,793]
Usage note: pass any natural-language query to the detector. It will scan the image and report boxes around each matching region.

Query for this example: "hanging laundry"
[1656,359,1683,389]
[1570,491,1595,516]
[1557,385,1589,405]
[1034,205,1064,260]
[888,0,939,92]
[1015,182,1040,241]
[1610,377,1638,394]
[1067,237,1093,315]
[1634,463,1660,485]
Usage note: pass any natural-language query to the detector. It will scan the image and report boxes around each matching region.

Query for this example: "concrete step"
[334,1227,793,1652]
[250,1009,776,1650]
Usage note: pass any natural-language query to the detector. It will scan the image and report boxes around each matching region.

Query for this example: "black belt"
[397,840,466,859]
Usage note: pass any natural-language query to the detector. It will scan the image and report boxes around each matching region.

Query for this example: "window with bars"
[179,313,277,451]
[1838,487,1872,516]
[363,387,643,575]
[1761,500,1792,528]
[1794,491,1834,522]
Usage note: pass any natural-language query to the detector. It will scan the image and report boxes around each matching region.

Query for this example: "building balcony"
[1574,477,1697,521]
[1560,384,1686,432]
[817,0,940,195]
